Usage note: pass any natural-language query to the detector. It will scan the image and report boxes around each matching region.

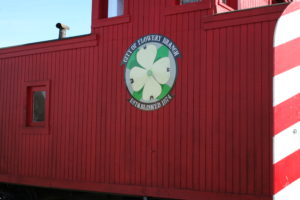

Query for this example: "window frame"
[23,81,50,134]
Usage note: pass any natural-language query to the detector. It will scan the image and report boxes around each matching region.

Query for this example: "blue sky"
[0,0,93,48]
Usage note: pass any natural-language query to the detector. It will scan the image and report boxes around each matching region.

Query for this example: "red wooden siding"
[0,1,289,199]
[202,5,285,196]
[0,45,98,181]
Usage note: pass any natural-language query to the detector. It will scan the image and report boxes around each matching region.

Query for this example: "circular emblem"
[122,34,181,111]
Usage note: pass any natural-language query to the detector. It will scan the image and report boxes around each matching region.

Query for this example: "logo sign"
[122,34,181,111]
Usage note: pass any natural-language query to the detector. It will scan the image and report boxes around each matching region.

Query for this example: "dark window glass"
[180,0,201,4]
[32,91,46,122]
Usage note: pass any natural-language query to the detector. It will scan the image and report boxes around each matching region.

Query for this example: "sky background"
[0,0,94,48]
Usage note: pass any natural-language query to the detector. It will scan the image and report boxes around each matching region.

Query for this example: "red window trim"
[23,81,50,135]
[93,15,130,28]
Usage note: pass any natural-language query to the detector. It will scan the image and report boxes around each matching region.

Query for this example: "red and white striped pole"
[273,1,300,200]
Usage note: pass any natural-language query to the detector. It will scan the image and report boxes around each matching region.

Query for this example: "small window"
[275,0,291,3]
[219,0,238,9]
[23,81,50,134]
[179,0,201,4]
[100,0,124,18]
[166,0,209,15]
[108,0,124,17]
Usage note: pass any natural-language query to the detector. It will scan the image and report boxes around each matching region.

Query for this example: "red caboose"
[0,0,299,199]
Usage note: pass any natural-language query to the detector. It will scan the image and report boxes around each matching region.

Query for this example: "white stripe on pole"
[273,121,300,164]
[274,178,300,200]
[273,65,300,106]
[274,9,300,47]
